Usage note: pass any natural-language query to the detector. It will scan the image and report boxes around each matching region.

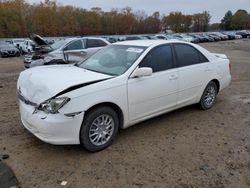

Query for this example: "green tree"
[162,12,192,33]
[209,23,220,31]
[192,11,211,32]
[220,10,233,30]
[231,9,249,29]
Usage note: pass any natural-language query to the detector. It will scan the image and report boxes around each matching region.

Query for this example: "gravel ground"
[0,39,250,188]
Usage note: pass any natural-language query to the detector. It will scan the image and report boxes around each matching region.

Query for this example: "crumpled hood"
[30,34,50,47]
[17,65,112,104]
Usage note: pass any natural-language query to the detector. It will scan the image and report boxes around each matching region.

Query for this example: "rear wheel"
[199,81,218,110]
[80,106,119,152]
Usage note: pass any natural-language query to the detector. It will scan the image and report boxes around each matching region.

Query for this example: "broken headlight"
[38,97,70,114]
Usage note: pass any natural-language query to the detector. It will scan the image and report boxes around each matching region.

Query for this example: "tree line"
[220,9,250,30]
[0,0,249,38]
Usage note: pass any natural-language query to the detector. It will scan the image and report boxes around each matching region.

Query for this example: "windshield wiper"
[74,64,118,76]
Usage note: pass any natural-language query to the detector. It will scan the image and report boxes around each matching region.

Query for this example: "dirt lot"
[0,40,250,188]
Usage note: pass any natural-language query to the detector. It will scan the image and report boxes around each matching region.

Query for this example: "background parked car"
[221,31,236,40]
[125,35,144,41]
[101,36,118,43]
[206,33,221,41]
[236,30,250,38]
[212,32,229,40]
[20,39,36,54]
[10,39,25,49]
[172,34,198,43]
[24,34,110,68]
[0,42,20,57]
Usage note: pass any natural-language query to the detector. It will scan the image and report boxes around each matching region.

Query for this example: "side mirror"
[131,67,153,78]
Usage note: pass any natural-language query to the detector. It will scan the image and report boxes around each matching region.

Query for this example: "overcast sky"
[28,0,250,23]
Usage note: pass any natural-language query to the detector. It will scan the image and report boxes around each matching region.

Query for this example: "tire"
[80,106,119,152]
[199,81,218,110]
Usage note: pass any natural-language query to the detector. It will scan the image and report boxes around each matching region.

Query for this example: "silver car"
[24,34,110,68]
[0,42,20,57]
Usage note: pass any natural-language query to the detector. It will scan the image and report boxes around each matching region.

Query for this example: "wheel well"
[84,102,124,129]
[211,79,220,93]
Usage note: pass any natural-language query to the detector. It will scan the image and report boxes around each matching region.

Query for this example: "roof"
[114,39,181,47]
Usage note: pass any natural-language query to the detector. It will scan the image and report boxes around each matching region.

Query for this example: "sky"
[27,0,250,23]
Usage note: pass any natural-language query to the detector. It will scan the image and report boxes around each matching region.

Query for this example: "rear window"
[86,39,107,48]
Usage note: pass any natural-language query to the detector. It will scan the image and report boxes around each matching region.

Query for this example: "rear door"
[127,45,179,122]
[85,39,108,57]
[173,43,212,105]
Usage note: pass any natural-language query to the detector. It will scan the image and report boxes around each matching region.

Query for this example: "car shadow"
[31,104,201,154]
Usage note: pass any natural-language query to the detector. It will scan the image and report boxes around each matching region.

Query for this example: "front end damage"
[17,87,84,145]
[24,34,66,68]
[17,64,113,144]
[24,52,66,69]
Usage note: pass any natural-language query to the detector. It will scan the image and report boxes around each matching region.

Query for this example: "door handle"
[169,75,178,80]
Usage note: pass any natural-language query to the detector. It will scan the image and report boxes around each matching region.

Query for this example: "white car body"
[17,40,231,145]
[20,40,35,53]
[12,39,25,49]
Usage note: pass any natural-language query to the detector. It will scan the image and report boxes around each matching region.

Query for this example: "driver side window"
[139,45,173,72]
[65,40,83,51]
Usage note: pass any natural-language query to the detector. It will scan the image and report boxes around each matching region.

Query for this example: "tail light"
[229,63,231,73]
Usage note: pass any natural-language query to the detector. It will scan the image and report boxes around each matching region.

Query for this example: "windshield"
[51,39,69,50]
[77,45,146,76]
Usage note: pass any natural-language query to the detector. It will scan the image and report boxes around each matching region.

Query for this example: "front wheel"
[199,81,218,110]
[80,106,119,152]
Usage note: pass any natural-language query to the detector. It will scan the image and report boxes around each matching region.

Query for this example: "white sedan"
[17,40,231,152]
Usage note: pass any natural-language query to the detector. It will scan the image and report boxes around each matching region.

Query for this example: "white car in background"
[20,39,35,54]
[24,34,110,68]
[17,40,231,152]
[11,39,25,49]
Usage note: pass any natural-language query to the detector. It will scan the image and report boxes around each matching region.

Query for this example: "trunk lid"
[212,53,228,59]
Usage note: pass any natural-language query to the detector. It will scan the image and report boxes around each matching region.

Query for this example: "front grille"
[17,89,38,107]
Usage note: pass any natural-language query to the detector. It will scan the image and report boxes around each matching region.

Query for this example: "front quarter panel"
[58,75,129,127]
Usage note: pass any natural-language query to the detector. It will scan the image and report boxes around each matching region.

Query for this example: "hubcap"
[204,86,216,106]
[89,114,115,146]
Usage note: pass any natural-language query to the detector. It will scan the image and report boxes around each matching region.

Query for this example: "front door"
[127,45,179,122]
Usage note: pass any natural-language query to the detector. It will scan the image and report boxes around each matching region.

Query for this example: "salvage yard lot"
[0,40,250,188]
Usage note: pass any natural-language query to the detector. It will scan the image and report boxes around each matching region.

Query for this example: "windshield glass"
[51,39,69,50]
[78,45,146,76]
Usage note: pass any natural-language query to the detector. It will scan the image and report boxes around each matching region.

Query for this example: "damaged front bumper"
[19,100,84,145]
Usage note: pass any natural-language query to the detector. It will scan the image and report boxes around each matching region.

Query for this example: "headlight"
[38,97,70,114]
